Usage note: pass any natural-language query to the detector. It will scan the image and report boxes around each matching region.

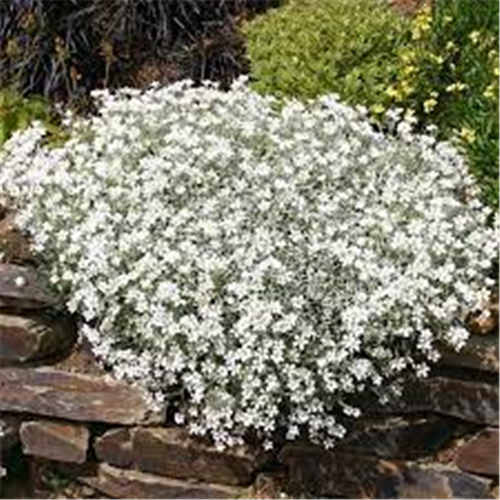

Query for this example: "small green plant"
[244,0,411,106]
[0,89,48,144]
[39,463,73,493]
[0,88,65,146]
[388,0,499,208]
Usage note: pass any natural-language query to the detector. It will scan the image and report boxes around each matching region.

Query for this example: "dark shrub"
[0,0,278,103]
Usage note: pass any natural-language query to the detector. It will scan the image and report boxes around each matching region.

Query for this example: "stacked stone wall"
[0,260,498,499]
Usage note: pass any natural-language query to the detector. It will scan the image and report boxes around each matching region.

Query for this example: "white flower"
[0,78,495,449]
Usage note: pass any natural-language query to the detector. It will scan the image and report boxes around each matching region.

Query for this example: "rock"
[0,367,156,425]
[0,313,76,365]
[337,416,460,459]
[20,420,89,464]
[375,464,494,500]
[96,426,266,486]
[425,378,498,425]
[491,485,499,498]
[250,472,286,499]
[0,264,55,309]
[0,215,31,264]
[367,377,498,426]
[52,336,106,376]
[82,463,240,499]
[27,458,99,499]
[440,335,499,373]
[455,428,499,477]
[132,427,264,486]
[0,416,20,454]
[95,428,134,468]
[279,444,494,498]
[278,443,391,498]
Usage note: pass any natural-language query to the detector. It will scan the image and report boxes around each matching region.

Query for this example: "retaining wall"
[0,260,498,499]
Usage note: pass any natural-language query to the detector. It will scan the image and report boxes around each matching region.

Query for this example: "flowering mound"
[0,81,496,448]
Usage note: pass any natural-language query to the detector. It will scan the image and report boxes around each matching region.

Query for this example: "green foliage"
[244,0,411,107]
[0,88,64,146]
[41,466,72,491]
[244,0,499,209]
[0,89,48,144]
[390,0,499,208]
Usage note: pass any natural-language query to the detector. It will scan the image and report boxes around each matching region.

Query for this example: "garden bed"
[0,1,498,499]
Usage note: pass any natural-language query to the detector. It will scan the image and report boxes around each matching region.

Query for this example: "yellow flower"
[371,104,385,114]
[401,51,416,64]
[400,81,414,97]
[494,67,499,77]
[459,127,476,143]
[385,86,399,98]
[469,31,481,44]
[445,41,456,51]
[412,11,432,40]
[431,54,444,65]
[483,85,497,101]
[423,98,437,113]
[5,39,20,58]
[402,64,417,76]
[417,11,431,25]
[482,34,494,48]
[446,83,466,93]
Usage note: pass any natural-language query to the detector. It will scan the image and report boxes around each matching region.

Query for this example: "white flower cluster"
[0,80,496,449]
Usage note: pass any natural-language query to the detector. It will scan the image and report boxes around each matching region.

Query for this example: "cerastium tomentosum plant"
[0,79,496,449]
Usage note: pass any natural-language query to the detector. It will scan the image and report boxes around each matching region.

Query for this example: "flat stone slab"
[0,313,76,364]
[96,426,265,486]
[0,264,55,309]
[337,416,461,459]
[367,377,498,426]
[455,428,499,477]
[279,444,387,498]
[0,214,31,263]
[279,444,494,498]
[0,368,155,425]
[424,378,498,425]
[440,335,499,373]
[82,463,240,499]
[21,420,89,463]
[395,464,494,499]
[95,428,134,468]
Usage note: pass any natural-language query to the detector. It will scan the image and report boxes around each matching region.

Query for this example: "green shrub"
[0,88,64,146]
[0,89,48,144]
[244,0,499,208]
[389,0,499,208]
[244,0,411,107]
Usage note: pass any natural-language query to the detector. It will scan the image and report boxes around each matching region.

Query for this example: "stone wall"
[0,261,498,499]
